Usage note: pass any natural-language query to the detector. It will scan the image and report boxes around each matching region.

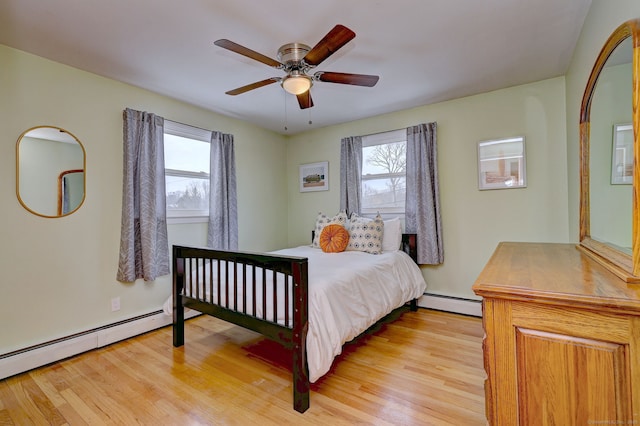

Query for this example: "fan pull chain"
[284,91,288,132]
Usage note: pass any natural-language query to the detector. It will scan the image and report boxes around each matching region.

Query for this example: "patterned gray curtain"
[116,108,169,282]
[406,122,444,264]
[207,131,238,250]
[339,136,363,215]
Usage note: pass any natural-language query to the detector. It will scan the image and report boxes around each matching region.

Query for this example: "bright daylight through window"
[164,121,211,221]
[361,129,406,216]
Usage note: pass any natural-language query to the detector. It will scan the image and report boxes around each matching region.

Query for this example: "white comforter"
[163,246,426,382]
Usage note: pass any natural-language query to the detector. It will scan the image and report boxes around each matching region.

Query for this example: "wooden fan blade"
[303,25,356,66]
[315,71,379,87]
[214,39,283,68]
[225,78,280,95]
[296,91,314,109]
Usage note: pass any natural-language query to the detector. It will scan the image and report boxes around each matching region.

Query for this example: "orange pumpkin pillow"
[319,224,350,253]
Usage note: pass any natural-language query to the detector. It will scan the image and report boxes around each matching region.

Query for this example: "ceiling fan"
[214,25,379,109]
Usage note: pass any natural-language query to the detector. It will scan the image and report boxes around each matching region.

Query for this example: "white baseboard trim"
[0,309,199,380]
[418,293,482,317]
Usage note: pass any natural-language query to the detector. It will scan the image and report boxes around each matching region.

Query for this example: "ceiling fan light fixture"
[282,74,312,95]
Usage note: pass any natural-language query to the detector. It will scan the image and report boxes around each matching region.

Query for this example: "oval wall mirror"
[16,126,86,218]
[579,19,640,282]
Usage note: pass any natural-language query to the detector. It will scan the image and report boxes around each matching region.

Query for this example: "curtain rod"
[165,119,234,139]
[355,127,408,139]
[165,118,213,133]
[355,122,434,138]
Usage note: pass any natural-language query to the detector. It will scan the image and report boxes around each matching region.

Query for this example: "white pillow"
[346,213,384,254]
[312,211,348,248]
[382,217,402,252]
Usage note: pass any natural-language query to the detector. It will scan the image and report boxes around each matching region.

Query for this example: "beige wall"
[565,0,640,242]
[0,45,288,354]
[286,77,570,300]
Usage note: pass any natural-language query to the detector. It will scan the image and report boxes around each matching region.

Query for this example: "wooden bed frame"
[172,233,419,413]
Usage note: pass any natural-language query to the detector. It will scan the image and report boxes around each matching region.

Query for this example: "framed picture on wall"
[299,161,329,192]
[611,123,633,185]
[477,136,527,190]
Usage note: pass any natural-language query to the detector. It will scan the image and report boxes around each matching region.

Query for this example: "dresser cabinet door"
[483,299,640,425]
[515,328,630,424]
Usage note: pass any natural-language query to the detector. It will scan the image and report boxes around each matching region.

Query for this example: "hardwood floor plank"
[0,309,485,425]
[1,376,57,425]
[59,387,108,425]
[15,376,65,425]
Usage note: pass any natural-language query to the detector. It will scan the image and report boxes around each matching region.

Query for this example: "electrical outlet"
[111,297,121,312]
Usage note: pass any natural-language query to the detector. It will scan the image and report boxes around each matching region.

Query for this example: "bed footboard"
[172,245,310,413]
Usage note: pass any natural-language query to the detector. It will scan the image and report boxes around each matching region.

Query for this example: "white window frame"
[361,129,407,217]
[164,120,212,224]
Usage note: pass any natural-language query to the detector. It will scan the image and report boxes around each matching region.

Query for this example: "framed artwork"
[477,136,526,190]
[611,123,633,185]
[299,161,329,192]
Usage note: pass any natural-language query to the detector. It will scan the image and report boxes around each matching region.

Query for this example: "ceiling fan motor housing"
[277,43,311,71]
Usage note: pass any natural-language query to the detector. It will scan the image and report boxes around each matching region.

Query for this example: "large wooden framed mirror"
[579,19,640,282]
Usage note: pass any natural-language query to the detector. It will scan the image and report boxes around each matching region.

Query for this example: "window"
[164,121,211,221]
[361,129,406,215]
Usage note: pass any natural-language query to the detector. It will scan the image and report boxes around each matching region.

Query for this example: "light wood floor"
[0,309,486,425]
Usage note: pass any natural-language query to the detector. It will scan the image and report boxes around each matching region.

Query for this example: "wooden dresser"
[473,242,640,425]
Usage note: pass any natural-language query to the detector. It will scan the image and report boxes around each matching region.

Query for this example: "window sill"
[167,216,208,225]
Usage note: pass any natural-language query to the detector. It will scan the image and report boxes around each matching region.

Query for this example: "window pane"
[362,176,406,212]
[166,176,209,212]
[164,134,209,172]
[363,142,406,175]
[361,138,406,214]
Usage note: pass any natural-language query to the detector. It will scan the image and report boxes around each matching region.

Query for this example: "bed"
[166,230,426,413]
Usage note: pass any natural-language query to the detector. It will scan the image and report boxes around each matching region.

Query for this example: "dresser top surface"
[473,242,640,312]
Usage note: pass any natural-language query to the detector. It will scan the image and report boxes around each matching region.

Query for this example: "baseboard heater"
[418,293,482,317]
[0,309,200,380]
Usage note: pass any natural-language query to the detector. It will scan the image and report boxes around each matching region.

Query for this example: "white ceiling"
[0,0,592,135]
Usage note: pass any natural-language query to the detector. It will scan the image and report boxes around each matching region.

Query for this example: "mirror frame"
[579,18,640,282]
[16,125,86,218]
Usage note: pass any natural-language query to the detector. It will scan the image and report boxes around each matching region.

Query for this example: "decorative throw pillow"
[347,213,384,254]
[382,217,403,252]
[312,211,348,248]
[319,224,350,253]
